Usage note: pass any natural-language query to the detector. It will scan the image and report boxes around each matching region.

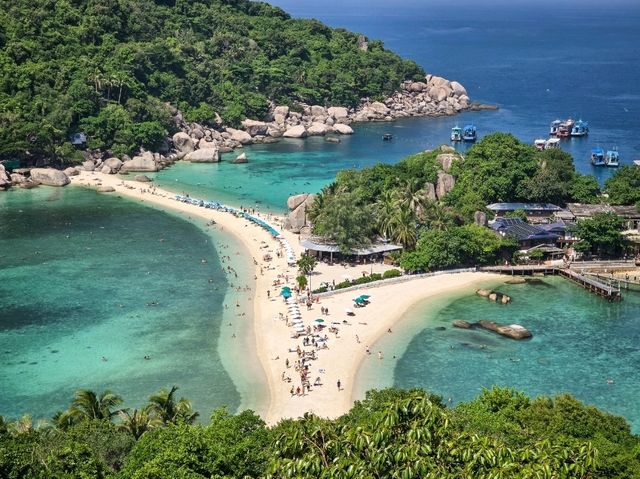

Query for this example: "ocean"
[2,1,639,428]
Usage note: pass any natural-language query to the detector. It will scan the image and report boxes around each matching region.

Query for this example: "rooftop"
[299,237,402,255]
[491,218,559,242]
[486,202,562,212]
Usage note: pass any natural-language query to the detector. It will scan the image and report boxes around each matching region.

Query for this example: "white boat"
[605,147,620,167]
[534,139,546,150]
[545,138,560,150]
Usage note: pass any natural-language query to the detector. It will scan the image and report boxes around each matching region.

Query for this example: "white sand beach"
[71,171,501,423]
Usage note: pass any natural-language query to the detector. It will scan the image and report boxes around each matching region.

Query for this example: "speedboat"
[605,147,620,167]
[591,147,605,166]
[451,125,463,142]
[571,119,589,137]
[462,124,477,142]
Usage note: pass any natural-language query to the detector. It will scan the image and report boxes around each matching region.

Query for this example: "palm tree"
[395,178,426,215]
[389,206,418,249]
[117,408,161,440]
[423,201,454,232]
[52,409,76,430]
[7,414,50,435]
[375,189,398,239]
[147,386,199,425]
[68,389,123,422]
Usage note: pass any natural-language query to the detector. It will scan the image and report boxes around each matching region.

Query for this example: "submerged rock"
[452,320,471,329]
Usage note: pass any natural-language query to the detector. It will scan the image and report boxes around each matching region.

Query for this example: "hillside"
[0,0,425,158]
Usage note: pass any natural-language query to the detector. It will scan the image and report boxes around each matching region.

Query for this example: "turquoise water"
[358,277,640,432]
[0,187,263,420]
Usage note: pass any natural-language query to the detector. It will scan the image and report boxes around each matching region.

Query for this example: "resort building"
[486,202,564,223]
[566,204,640,232]
[489,217,560,248]
[299,236,402,263]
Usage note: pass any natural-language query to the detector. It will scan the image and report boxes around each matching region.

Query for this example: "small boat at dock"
[450,125,463,142]
[462,124,477,142]
[591,147,605,166]
[605,147,620,167]
[571,119,589,137]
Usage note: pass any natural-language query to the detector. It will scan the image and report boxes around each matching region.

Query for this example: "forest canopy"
[0,0,424,157]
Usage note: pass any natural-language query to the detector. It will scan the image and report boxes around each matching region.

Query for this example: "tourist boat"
[545,138,560,149]
[591,147,605,166]
[605,147,620,167]
[382,133,393,141]
[462,124,477,142]
[549,118,574,138]
[571,119,589,137]
[451,125,463,142]
[534,139,547,150]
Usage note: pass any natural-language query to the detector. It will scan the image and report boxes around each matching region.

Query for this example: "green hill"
[0,0,423,158]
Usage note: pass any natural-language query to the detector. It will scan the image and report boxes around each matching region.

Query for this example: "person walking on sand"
[337,379,341,391]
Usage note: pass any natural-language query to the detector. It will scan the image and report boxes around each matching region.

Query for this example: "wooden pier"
[480,265,622,301]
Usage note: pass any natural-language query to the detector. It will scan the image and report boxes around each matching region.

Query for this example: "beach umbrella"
[360,294,371,299]
[314,318,325,323]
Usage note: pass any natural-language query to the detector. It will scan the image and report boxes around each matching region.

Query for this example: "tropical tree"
[118,408,162,440]
[604,165,640,205]
[296,275,308,291]
[422,201,455,231]
[147,386,199,426]
[388,206,417,248]
[66,389,123,423]
[573,212,625,258]
[395,177,426,214]
[375,189,398,239]
[296,254,317,277]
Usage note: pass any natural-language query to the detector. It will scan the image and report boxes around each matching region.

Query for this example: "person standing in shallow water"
[337,379,341,391]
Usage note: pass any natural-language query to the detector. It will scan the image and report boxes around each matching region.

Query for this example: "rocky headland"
[0,74,494,192]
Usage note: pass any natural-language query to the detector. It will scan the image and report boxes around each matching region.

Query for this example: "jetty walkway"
[480,265,622,302]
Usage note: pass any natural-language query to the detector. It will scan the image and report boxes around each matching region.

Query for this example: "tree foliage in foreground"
[0,0,423,157]
[2,387,640,478]
[572,212,625,258]
[604,165,640,206]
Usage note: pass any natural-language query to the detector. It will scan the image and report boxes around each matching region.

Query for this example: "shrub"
[382,269,402,279]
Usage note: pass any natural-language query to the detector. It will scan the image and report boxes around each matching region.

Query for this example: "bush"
[382,269,402,279]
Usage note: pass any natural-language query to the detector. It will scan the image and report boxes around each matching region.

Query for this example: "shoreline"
[70,171,502,422]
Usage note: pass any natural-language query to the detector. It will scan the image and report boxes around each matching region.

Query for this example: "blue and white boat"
[462,124,477,142]
[571,119,589,137]
[450,125,463,142]
[591,147,605,166]
[605,147,620,167]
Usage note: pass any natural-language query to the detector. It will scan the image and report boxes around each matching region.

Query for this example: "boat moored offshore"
[534,139,547,150]
[591,147,605,166]
[451,125,463,142]
[545,138,561,149]
[462,124,477,142]
[605,147,620,167]
[571,119,589,137]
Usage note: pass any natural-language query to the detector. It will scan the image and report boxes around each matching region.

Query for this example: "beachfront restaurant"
[299,236,402,264]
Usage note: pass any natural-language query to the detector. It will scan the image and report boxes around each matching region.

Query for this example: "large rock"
[29,168,70,187]
[424,182,437,201]
[310,105,326,117]
[332,123,354,135]
[226,127,253,145]
[134,175,152,182]
[100,165,113,174]
[436,153,458,172]
[0,165,10,189]
[103,158,123,171]
[307,122,330,136]
[450,81,467,97]
[82,160,95,172]
[370,101,390,116]
[232,152,248,164]
[242,119,269,137]
[10,172,27,184]
[286,194,317,233]
[197,139,218,150]
[97,186,115,193]
[436,172,455,199]
[121,155,158,172]
[283,125,308,138]
[474,211,487,226]
[185,148,220,163]
[409,81,428,92]
[327,106,348,119]
[287,194,309,211]
[273,105,289,118]
[172,132,195,154]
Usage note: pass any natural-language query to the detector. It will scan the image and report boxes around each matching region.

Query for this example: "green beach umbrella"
[360,294,371,299]
[315,318,325,323]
